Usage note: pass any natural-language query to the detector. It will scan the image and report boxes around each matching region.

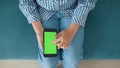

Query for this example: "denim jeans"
[38,12,84,68]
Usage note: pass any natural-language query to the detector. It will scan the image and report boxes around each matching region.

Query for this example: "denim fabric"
[38,12,84,68]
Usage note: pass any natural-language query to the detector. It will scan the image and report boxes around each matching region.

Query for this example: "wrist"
[68,23,80,34]
[32,20,44,34]
[36,27,44,35]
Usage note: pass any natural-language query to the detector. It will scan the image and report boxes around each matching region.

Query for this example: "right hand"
[36,28,44,51]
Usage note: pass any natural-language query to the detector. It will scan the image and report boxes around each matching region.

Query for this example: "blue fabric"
[18,0,97,27]
[38,12,84,68]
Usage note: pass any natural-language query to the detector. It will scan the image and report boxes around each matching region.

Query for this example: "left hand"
[52,23,80,49]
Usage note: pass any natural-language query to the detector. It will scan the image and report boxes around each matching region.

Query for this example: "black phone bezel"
[43,29,58,57]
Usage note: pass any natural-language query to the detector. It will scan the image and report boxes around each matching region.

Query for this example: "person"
[19,0,97,68]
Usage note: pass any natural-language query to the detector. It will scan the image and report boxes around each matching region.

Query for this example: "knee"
[38,54,58,68]
[68,57,81,64]
[62,53,83,68]
[63,58,81,68]
[40,61,56,68]
[38,50,59,68]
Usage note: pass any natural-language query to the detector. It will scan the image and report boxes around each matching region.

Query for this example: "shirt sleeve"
[71,0,97,27]
[18,0,41,24]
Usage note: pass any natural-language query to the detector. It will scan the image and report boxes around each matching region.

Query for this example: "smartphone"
[43,29,57,57]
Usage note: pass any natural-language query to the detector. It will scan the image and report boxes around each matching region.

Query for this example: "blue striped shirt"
[19,0,97,27]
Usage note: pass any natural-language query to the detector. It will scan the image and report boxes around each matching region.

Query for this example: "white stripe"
[19,0,97,25]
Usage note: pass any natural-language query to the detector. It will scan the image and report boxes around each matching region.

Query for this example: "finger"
[37,40,43,52]
[51,40,56,44]
[56,38,61,44]
[51,40,61,49]
[60,44,65,48]
[36,34,43,52]
[55,32,61,39]
[51,37,61,44]
[51,35,59,44]
[57,46,61,49]
[57,41,65,48]
[61,44,69,49]
[52,41,61,49]
[62,46,69,49]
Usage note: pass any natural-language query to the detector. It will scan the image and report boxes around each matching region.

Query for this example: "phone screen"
[44,31,57,56]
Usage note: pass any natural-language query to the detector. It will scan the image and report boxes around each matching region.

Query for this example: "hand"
[52,23,80,49]
[56,29,75,49]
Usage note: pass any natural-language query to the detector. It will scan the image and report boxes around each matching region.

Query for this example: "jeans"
[38,12,84,68]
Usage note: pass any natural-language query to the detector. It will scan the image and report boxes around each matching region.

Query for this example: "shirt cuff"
[71,2,96,27]
[27,15,41,24]
[71,15,86,27]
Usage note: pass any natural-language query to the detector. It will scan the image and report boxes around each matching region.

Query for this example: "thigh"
[38,16,60,68]
[41,16,60,33]
[38,49,61,68]
[60,17,84,68]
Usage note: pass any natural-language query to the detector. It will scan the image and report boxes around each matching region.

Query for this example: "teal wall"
[0,0,120,59]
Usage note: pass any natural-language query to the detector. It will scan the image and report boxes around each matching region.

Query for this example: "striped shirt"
[19,0,97,27]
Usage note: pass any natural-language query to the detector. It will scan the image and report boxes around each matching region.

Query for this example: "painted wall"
[0,0,120,59]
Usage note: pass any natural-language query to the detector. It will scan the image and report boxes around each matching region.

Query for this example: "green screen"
[44,32,57,54]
